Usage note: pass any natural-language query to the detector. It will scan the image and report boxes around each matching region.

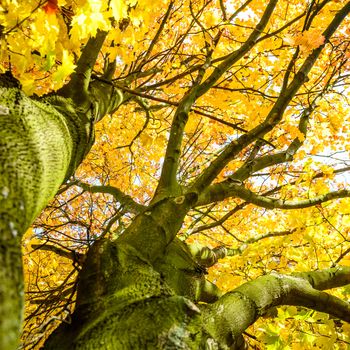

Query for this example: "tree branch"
[204,266,350,349]
[136,0,175,70]
[137,3,315,94]
[293,266,350,290]
[197,0,278,98]
[196,182,350,209]
[230,104,313,182]
[190,166,350,239]
[153,32,221,199]
[194,0,278,99]
[58,30,108,105]
[114,83,242,129]
[31,243,85,264]
[188,229,297,267]
[77,181,145,214]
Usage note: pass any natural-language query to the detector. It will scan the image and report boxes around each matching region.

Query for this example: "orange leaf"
[43,0,58,14]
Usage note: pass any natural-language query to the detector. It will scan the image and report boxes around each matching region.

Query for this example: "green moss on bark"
[0,75,94,349]
[43,239,219,350]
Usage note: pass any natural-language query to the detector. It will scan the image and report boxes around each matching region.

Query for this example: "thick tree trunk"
[42,208,350,350]
[0,72,111,349]
[0,67,123,348]
[42,198,222,349]
[39,191,350,350]
[2,71,349,349]
[42,238,216,350]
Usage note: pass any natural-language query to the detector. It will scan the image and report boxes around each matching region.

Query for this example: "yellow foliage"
[3,0,348,348]
[286,29,325,54]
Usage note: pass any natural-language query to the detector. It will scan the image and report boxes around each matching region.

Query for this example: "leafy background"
[1,0,350,348]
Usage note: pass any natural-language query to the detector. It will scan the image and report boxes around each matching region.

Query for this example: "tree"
[1,0,350,348]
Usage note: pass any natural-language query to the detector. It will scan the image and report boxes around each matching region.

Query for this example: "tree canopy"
[1,0,350,349]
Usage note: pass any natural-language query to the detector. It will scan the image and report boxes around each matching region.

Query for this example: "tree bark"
[43,200,222,349]
[2,68,350,349]
[0,72,121,349]
[42,239,209,349]
[42,234,350,350]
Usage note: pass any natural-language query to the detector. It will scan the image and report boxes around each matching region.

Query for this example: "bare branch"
[231,104,313,182]
[189,229,297,267]
[196,182,350,209]
[228,0,254,22]
[77,181,145,214]
[153,31,221,199]
[136,1,175,70]
[31,244,77,261]
[114,83,242,129]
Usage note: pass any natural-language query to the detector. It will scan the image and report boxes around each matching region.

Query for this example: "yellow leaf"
[140,132,153,147]
[110,0,126,21]
[184,113,199,134]
[293,29,325,54]
[53,50,76,83]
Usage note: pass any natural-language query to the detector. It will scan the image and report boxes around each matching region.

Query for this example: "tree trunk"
[42,198,226,349]
[0,74,90,349]
[0,72,121,349]
[42,239,217,350]
[2,69,350,349]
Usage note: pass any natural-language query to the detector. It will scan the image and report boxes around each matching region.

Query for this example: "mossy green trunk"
[42,198,228,350]
[42,239,216,350]
[0,74,93,349]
